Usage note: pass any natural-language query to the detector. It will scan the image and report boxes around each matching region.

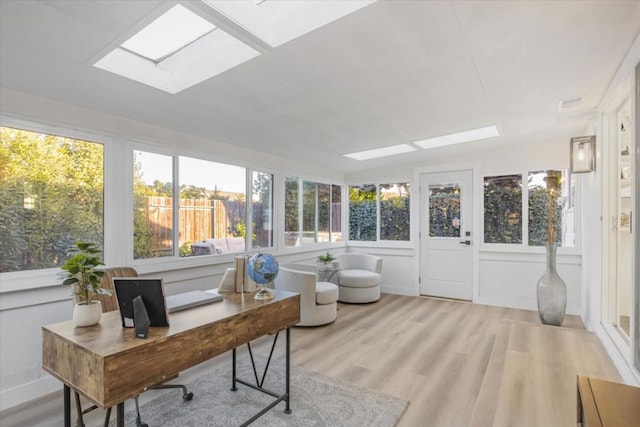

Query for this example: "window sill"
[479,248,581,265]
[347,240,412,249]
[479,244,580,256]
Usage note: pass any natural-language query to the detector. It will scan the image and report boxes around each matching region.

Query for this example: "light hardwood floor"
[0,294,621,426]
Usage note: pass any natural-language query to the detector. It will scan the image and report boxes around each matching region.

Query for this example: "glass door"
[617,104,632,339]
[419,170,473,300]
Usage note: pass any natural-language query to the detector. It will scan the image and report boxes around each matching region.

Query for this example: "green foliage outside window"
[0,126,104,272]
[429,185,460,238]
[380,183,410,241]
[133,152,169,259]
[349,184,377,241]
[528,170,564,246]
[302,181,316,241]
[349,183,410,242]
[284,177,299,245]
[483,175,522,244]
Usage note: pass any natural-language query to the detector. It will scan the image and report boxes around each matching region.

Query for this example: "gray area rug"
[117,357,408,426]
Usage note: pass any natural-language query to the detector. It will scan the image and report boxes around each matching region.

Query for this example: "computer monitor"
[113,277,169,328]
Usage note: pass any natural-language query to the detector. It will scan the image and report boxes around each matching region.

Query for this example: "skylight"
[344,144,416,161]
[94,5,260,94]
[413,125,500,150]
[120,5,216,62]
[202,0,377,47]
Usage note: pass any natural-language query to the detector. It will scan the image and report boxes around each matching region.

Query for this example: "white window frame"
[346,179,413,248]
[479,167,581,255]
[0,115,113,293]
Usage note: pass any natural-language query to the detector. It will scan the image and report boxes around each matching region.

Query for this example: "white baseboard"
[593,323,640,386]
[381,286,417,297]
[0,375,60,412]
[475,296,581,316]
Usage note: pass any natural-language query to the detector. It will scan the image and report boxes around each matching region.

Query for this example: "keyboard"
[166,290,223,313]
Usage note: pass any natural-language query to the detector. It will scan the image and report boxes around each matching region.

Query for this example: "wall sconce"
[570,135,595,173]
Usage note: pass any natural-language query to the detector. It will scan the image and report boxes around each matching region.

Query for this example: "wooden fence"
[146,197,247,251]
[144,197,341,252]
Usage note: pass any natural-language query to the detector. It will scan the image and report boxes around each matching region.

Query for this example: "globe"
[247,253,279,300]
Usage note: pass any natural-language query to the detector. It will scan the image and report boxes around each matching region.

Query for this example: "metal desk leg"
[231,347,237,391]
[284,327,291,414]
[74,392,86,427]
[63,385,71,427]
[116,402,124,427]
[234,328,293,426]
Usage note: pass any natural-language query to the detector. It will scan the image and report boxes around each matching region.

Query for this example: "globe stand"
[254,283,274,300]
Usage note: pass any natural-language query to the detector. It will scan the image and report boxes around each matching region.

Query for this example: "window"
[528,170,572,247]
[349,182,410,242]
[133,150,268,259]
[331,184,342,242]
[483,175,523,244]
[251,171,273,248]
[349,184,377,241]
[285,177,341,246]
[483,171,574,247]
[0,126,104,272]
[428,184,460,238]
[133,150,174,259]
[284,177,299,247]
[178,156,246,257]
[380,183,410,241]
[302,181,317,243]
[318,183,330,243]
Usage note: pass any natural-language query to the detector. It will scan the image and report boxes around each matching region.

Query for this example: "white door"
[420,170,473,300]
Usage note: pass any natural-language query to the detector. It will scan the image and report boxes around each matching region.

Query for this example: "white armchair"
[336,253,382,303]
[274,263,338,326]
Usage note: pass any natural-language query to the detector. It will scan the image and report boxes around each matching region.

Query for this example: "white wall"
[346,138,582,314]
[346,247,415,296]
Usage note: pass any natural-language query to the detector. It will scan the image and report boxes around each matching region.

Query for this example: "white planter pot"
[72,301,102,327]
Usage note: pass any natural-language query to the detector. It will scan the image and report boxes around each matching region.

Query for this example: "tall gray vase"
[537,242,567,326]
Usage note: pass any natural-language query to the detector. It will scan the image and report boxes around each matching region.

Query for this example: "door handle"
[459,240,471,245]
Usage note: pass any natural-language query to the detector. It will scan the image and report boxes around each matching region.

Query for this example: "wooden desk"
[577,375,640,426]
[42,290,300,426]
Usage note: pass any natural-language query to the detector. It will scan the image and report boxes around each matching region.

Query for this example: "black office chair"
[72,267,193,427]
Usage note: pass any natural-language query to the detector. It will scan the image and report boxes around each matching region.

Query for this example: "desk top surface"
[42,289,299,357]
[588,377,640,426]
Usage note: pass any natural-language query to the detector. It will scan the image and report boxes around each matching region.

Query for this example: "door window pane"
[381,183,410,240]
[252,171,273,248]
[0,126,104,272]
[284,177,299,246]
[331,184,342,242]
[133,151,173,259]
[484,174,522,244]
[429,184,460,238]
[349,184,377,241]
[179,156,246,256]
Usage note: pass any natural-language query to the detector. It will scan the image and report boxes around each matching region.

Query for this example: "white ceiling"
[1,0,639,173]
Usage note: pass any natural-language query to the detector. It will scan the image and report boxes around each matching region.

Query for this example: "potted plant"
[317,251,336,267]
[60,241,111,327]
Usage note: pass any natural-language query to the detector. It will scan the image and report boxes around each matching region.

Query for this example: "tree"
[0,126,103,272]
[349,184,377,241]
[483,175,522,244]
[284,177,299,235]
